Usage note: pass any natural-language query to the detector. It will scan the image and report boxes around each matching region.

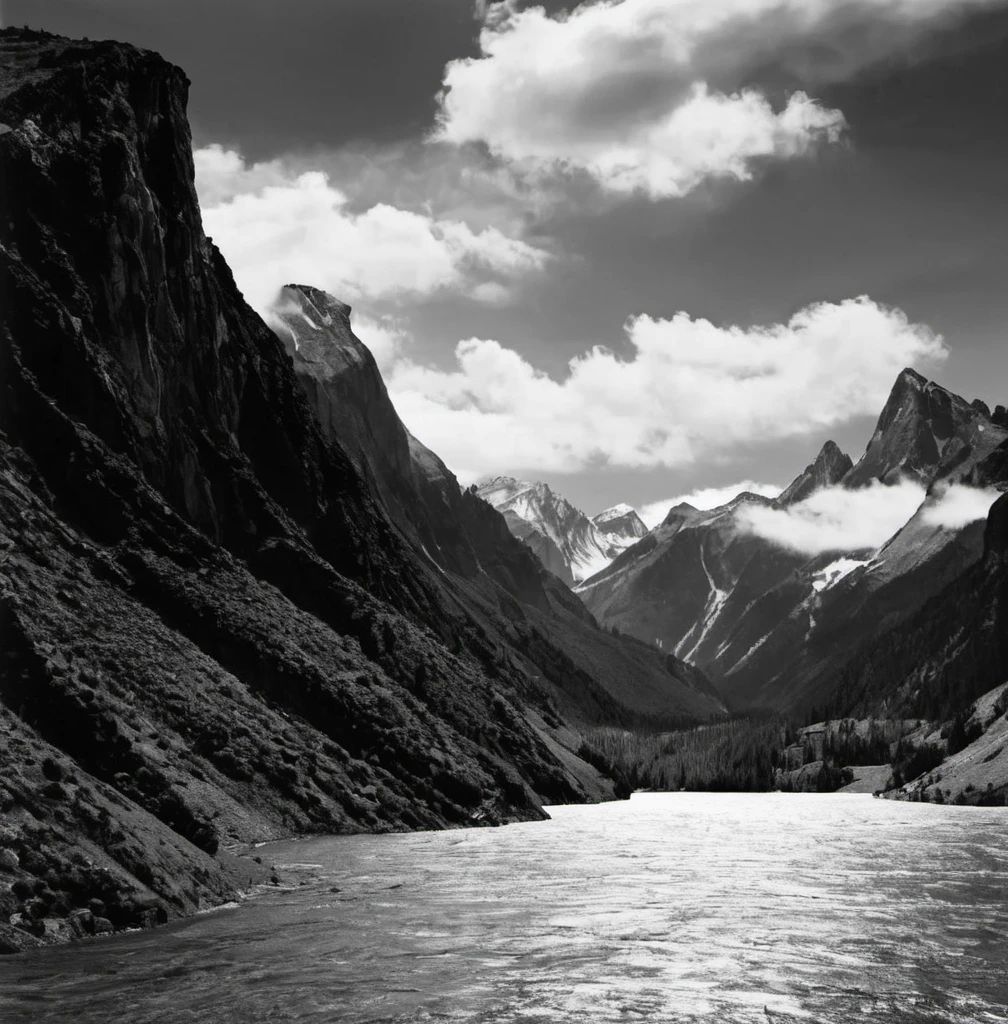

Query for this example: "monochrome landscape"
[0,2,1006,1021]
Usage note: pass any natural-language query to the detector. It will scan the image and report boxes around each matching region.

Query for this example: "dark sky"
[6,0,1008,514]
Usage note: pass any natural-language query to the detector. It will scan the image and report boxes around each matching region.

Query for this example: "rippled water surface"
[3,793,1008,1023]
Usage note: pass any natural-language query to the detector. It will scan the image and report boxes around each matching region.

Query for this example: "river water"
[2,793,1007,1023]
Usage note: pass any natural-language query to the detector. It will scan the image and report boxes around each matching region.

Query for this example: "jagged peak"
[894,366,928,390]
[269,283,372,372]
[844,366,1005,489]
[817,439,845,460]
[776,439,852,507]
[477,474,530,492]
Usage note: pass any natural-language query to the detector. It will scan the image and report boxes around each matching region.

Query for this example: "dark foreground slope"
[0,29,718,951]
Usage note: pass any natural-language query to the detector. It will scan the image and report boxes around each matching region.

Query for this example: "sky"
[9,0,1008,519]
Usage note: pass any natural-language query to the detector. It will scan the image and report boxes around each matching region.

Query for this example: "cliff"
[0,29,573,952]
[0,28,721,952]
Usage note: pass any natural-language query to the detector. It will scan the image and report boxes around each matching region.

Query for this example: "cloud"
[437,0,1002,199]
[437,2,844,199]
[738,479,927,554]
[638,482,781,529]
[738,479,1003,555]
[193,144,549,318]
[921,483,1003,530]
[386,295,946,480]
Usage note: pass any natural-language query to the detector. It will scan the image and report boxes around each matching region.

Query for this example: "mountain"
[0,29,721,951]
[579,373,1008,712]
[272,285,723,729]
[476,478,646,584]
[830,458,1008,726]
[776,440,853,506]
[844,367,999,488]
[592,503,649,548]
[824,477,1008,805]
[577,487,802,665]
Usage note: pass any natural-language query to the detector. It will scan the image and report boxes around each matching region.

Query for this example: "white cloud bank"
[738,480,1002,555]
[436,0,999,199]
[639,482,781,529]
[739,479,926,555]
[386,296,946,480]
[194,144,549,318]
[437,1,843,198]
[921,483,1003,530]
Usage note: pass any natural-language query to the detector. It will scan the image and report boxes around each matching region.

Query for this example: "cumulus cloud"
[194,144,549,318]
[437,0,1001,199]
[738,479,1003,555]
[386,296,946,480]
[738,479,926,554]
[638,482,781,529]
[921,483,1003,530]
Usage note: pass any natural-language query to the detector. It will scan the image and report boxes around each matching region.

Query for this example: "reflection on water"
[2,793,1008,1023]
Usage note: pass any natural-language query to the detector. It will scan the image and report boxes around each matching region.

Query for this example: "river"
[2,793,1007,1023]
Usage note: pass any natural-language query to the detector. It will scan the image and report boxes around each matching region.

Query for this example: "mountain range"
[2,24,1007,957]
[0,29,720,952]
[492,370,1008,713]
[476,478,647,585]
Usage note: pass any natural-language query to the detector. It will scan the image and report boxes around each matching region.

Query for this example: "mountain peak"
[776,439,853,507]
[662,501,701,529]
[844,368,1007,488]
[478,480,646,582]
[280,283,351,324]
[271,284,365,375]
[895,366,928,390]
[592,503,648,541]
[595,502,634,519]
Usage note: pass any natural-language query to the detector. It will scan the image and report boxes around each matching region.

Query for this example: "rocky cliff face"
[0,29,721,952]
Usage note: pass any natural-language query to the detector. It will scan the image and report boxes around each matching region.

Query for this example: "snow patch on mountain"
[811,558,870,592]
[477,478,645,583]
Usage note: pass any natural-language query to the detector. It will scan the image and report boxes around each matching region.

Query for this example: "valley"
[1,19,1006,973]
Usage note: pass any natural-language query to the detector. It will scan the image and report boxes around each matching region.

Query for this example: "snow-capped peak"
[593,503,635,523]
[476,479,642,583]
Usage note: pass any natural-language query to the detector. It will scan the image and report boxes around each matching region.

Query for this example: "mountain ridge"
[577,368,1008,711]
[0,29,722,953]
[476,476,647,584]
